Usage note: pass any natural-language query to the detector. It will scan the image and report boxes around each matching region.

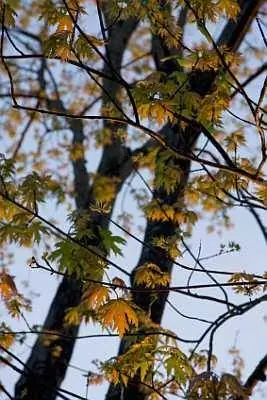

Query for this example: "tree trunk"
[14,14,138,400]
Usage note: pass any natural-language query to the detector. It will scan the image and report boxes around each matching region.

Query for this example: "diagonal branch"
[240,354,267,399]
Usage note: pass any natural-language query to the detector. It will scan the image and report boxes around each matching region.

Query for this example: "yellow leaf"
[99,299,138,336]
[56,45,71,61]
[108,368,120,385]
[56,16,73,32]
[69,143,85,161]
[0,272,17,299]
[254,185,267,205]
[90,200,112,214]
[67,0,81,11]
[82,284,110,310]
[137,103,150,120]
[64,307,81,325]
[92,175,120,202]
[217,0,240,19]
[138,102,174,124]
[152,236,182,259]
[134,262,170,288]
[51,345,63,358]
[144,201,175,222]
[0,331,15,349]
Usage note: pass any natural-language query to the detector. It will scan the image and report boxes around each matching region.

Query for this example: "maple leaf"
[0,332,15,349]
[0,272,17,300]
[90,201,112,214]
[0,323,15,349]
[92,175,120,203]
[134,263,170,288]
[56,15,73,33]
[255,185,267,205]
[99,299,138,336]
[228,272,260,296]
[137,102,174,124]
[98,227,126,256]
[82,284,110,310]
[56,45,71,61]
[165,347,192,383]
[64,307,81,326]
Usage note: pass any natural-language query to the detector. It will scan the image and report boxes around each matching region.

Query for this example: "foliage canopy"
[0,0,266,399]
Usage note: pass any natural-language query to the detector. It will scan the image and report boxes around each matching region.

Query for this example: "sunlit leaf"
[99,299,138,336]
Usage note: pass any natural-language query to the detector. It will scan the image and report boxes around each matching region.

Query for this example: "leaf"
[216,0,240,19]
[92,175,120,202]
[74,34,93,60]
[44,31,70,58]
[82,284,110,310]
[99,299,138,336]
[254,185,267,205]
[2,4,17,27]
[48,240,106,279]
[151,236,182,259]
[56,15,73,32]
[90,201,112,214]
[56,45,71,61]
[5,296,29,318]
[165,348,192,383]
[219,373,248,398]
[228,272,260,296]
[68,143,85,160]
[86,34,104,47]
[0,324,15,349]
[134,263,170,288]
[0,272,17,299]
[176,54,198,68]
[224,130,246,152]
[64,307,81,326]
[144,200,175,222]
[98,227,126,256]
[137,101,174,124]
[102,336,155,384]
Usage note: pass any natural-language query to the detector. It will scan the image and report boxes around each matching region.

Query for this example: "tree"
[0,0,266,399]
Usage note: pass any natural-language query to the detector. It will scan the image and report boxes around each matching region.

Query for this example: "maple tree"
[0,0,267,399]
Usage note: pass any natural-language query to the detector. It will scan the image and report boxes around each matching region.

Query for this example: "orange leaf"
[99,299,138,336]
[56,16,73,33]
[0,272,17,299]
[82,284,110,310]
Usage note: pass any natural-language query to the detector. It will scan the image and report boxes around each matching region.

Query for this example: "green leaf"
[98,228,126,256]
